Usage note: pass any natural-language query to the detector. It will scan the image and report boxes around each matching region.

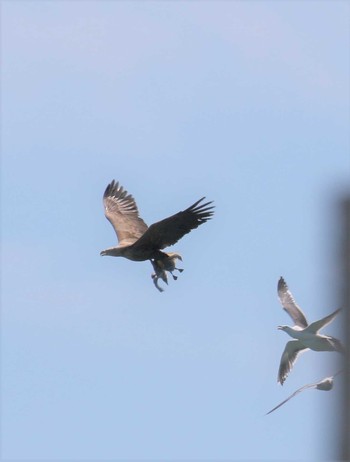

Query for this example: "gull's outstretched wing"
[133,197,214,250]
[278,340,308,385]
[278,277,308,328]
[103,180,148,246]
[325,336,345,353]
[307,308,342,334]
[267,376,334,415]
[267,383,318,415]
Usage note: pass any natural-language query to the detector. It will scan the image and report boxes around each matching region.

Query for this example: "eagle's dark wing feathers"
[133,197,214,250]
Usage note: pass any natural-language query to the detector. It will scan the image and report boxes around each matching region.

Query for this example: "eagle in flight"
[100,180,214,291]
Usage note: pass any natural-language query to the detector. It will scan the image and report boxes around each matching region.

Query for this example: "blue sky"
[1,1,349,460]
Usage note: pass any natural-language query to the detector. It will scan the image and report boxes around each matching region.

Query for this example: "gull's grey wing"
[267,376,334,415]
[307,308,342,334]
[278,277,308,328]
[325,336,345,354]
[133,197,214,250]
[103,180,148,246]
[278,340,308,385]
[266,383,317,414]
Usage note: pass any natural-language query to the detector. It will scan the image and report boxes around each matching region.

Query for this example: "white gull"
[277,277,344,385]
[266,370,343,414]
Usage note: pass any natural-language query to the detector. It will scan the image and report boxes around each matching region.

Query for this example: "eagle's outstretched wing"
[134,197,214,250]
[103,180,148,246]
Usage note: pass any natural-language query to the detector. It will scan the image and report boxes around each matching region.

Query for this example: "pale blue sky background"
[1,1,349,461]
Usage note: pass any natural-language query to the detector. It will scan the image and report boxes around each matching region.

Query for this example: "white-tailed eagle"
[100,180,214,291]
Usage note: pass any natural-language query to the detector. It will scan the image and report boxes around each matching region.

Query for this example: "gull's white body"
[277,277,343,385]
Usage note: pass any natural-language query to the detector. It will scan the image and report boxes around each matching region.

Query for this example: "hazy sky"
[2,1,349,460]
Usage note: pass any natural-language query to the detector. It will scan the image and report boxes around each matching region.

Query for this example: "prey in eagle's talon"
[150,253,184,292]
[151,271,167,293]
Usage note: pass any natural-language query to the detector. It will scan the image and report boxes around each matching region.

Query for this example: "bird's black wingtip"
[278,276,287,291]
[188,197,215,221]
[103,180,133,203]
[104,179,119,198]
